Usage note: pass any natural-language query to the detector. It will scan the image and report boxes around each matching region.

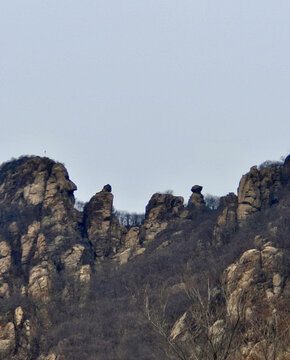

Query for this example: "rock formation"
[213,192,238,245]
[0,155,289,359]
[187,185,206,212]
[237,164,282,223]
[84,184,115,257]
[142,192,188,241]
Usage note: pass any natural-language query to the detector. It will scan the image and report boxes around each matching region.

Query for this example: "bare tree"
[143,284,190,360]
[246,299,290,360]
[142,280,245,360]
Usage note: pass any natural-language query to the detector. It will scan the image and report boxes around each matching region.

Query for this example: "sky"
[0,1,289,213]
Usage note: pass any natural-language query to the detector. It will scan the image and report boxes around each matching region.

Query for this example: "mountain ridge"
[0,155,289,359]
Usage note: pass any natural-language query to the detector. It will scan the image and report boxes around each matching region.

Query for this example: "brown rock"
[224,245,284,319]
[0,322,15,358]
[0,283,9,298]
[123,227,140,248]
[237,165,282,223]
[0,241,11,278]
[84,186,115,257]
[281,154,290,184]
[191,185,203,194]
[61,244,85,271]
[213,193,238,245]
[188,185,206,212]
[102,184,112,192]
[78,264,91,283]
[34,233,47,259]
[23,171,47,205]
[142,193,188,241]
[14,306,24,327]
[21,221,41,264]
[28,262,52,301]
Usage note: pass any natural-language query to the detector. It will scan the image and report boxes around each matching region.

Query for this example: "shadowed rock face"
[213,193,238,246]
[282,154,290,184]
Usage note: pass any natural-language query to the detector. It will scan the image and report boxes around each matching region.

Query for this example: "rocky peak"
[145,193,185,216]
[102,184,112,192]
[142,193,188,241]
[237,164,282,223]
[0,156,76,207]
[0,157,82,302]
[282,154,290,184]
[219,192,238,209]
[84,185,114,256]
[84,184,126,258]
[187,185,206,212]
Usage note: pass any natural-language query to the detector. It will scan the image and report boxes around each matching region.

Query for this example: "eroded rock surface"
[0,322,15,358]
[142,193,188,241]
[84,185,125,257]
[213,192,238,245]
[237,164,282,223]
[0,241,11,278]
[224,244,285,317]
[187,185,206,212]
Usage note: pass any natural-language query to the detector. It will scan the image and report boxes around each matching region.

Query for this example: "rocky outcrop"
[213,193,238,245]
[0,241,11,278]
[170,311,192,341]
[281,154,290,184]
[224,243,285,317]
[187,185,206,213]
[142,193,188,241]
[14,306,24,327]
[0,157,79,264]
[223,243,289,359]
[61,244,85,271]
[20,221,41,264]
[0,322,15,358]
[237,164,282,223]
[0,155,289,360]
[28,261,53,301]
[84,185,125,257]
[0,156,85,308]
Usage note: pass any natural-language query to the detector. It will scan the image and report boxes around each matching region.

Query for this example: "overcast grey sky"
[0,1,289,212]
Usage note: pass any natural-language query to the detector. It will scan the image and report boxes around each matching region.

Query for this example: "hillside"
[0,155,289,360]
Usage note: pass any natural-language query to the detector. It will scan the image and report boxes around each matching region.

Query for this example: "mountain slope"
[0,155,289,360]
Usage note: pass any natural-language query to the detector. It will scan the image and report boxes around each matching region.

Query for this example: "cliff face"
[0,155,289,360]
[236,159,290,223]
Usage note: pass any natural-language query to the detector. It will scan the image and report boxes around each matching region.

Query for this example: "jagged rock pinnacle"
[102,184,112,192]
